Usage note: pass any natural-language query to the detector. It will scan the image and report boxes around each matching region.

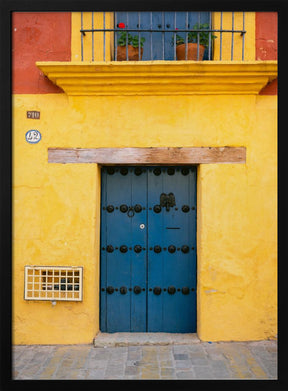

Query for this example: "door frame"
[99,163,198,333]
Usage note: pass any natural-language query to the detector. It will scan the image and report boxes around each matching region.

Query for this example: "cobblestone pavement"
[12,340,277,380]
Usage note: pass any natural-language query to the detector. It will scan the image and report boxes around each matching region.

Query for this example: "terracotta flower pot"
[117,45,143,61]
[176,43,205,61]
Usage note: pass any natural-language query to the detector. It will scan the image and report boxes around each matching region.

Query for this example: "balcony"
[78,11,249,62]
[36,12,277,97]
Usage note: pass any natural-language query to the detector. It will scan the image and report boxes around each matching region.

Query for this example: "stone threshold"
[93,332,200,348]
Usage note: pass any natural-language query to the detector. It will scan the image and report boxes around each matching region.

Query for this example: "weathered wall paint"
[12,12,71,94]
[13,92,277,344]
[256,12,277,95]
[256,12,277,61]
[13,99,101,343]
[259,79,277,95]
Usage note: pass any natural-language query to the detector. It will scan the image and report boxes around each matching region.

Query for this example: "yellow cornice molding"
[36,61,277,96]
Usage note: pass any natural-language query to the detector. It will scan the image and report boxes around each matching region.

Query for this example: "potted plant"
[174,23,217,61]
[116,23,145,61]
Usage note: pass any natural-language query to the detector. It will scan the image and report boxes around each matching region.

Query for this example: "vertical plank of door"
[105,169,132,331]
[130,168,148,331]
[100,170,107,331]
[174,168,196,332]
[162,168,186,331]
[147,167,163,331]
[189,167,197,331]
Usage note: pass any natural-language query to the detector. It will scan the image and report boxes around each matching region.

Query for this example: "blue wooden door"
[100,166,197,332]
[115,12,211,60]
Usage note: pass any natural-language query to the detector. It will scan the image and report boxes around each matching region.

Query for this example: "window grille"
[24,266,83,301]
[80,11,246,62]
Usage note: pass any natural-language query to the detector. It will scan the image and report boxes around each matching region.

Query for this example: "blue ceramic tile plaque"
[25,130,41,144]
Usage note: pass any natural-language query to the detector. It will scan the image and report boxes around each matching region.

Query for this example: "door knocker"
[127,206,135,217]
[160,192,176,211]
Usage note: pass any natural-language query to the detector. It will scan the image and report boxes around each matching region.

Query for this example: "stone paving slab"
[12,339,277,380]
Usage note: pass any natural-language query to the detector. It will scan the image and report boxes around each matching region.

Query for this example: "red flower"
[118,23,126,28]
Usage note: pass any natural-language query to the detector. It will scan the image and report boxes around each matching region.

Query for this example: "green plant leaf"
[172,23,217,47]
[117,31,145,48]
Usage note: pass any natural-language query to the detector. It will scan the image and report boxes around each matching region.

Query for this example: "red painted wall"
[256,12,277,95]
[12,12,71,94]
[256,12,277,60]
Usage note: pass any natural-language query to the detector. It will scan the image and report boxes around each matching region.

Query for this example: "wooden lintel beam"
[48,147,246,164]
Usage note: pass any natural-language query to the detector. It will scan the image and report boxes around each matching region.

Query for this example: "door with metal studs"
[100,166,197,332]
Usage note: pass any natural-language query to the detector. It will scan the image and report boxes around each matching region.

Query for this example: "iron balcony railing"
[80,11,246,62]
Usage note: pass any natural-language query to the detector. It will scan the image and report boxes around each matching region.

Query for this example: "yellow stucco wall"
[13,91,277,344]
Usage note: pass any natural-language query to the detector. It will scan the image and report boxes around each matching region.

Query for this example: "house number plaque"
[25,130,42,144]
[27,111,40,119]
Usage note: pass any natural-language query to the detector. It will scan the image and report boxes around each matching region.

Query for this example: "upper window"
[115,12,212,61]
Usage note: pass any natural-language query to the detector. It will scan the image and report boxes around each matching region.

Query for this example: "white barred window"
[24,266,83,302]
